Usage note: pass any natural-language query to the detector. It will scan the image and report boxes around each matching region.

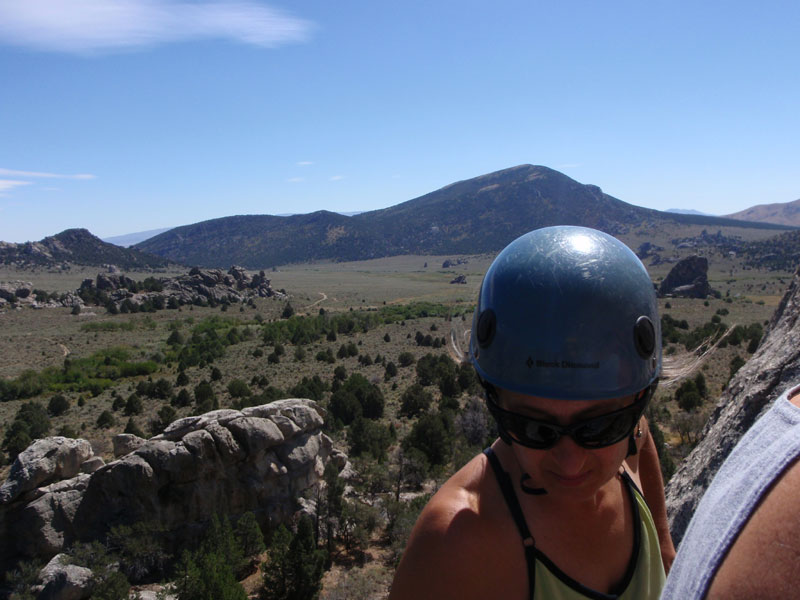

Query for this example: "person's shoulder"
[706,455,800,599]
[705,385,800,599]
[406,452,502,554]
[389,453,520,600]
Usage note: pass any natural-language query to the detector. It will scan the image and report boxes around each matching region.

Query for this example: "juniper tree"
[260,516,326,600]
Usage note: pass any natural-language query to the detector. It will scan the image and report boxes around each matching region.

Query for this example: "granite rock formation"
[665,265,800,545]
[78,266,284,311]
[0,399,346,579]
[658,255,711,298]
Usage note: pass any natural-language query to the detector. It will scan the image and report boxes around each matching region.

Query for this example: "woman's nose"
[548,435,587,475]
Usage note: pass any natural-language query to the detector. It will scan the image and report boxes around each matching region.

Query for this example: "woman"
[390,226,675,600]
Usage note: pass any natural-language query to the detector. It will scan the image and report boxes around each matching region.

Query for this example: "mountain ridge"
[136,165,793,268]
[0,228,175,270]
[725,198,800,227]
[2,166,796,270]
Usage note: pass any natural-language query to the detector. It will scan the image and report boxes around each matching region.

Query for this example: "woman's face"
[496,388,633,502]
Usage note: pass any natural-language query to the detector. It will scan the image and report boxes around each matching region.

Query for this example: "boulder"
[33,553,93,600]
[0,281,34,302]
[79,457,105,474]
[666,264,800,545]
[112,433,146,458]
[226,416,284,454]
[658,255,711,298]
[15,474,91,561]
[0,438,93,505]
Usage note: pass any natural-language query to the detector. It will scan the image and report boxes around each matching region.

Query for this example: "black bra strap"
[484,447,537,598]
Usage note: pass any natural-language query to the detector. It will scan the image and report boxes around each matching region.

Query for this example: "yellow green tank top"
[484,448,666,599]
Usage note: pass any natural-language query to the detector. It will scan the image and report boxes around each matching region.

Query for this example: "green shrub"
[402,410,455,467]
[47,394,70,416]
[124,418,145,438]
[398,352,415,367]
[348,416,392,462]
[227,379,252,399]
[124,394,143,416]
[675,380,702,412]
[97,410,116,429]
[730,355,746,379]
[399,384,433,418]
[3,402,50,461]
[384,362,398,380]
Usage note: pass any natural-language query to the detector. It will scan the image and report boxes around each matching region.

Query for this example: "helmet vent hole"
[634,316,656,359]
[476,309,497,348]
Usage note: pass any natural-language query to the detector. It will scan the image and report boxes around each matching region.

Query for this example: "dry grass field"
[0,251,787,461]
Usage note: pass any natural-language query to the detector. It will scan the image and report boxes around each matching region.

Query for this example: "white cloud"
[286,177,304,183]
[0,168,96,180]
[0,0,314,54]
[296,161,314,166]
[329,175,344,181]
[0,180,32,195]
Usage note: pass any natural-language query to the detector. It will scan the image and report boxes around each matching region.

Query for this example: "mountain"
[103,227,174,247]
[724,199,800,227]
[0,228,176,269]
[135,165,795,268]
[667,208,714,216]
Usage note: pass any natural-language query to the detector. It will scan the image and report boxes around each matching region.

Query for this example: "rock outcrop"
[1,266,285,312]
[0,281,33,302]
[665,265,800,545]
[0,438,93,504]
[78,265,284,311]
[658,255,711,298]
[0,399,346,579]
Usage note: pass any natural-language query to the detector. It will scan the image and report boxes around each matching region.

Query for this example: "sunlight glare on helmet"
[568,233,595,255]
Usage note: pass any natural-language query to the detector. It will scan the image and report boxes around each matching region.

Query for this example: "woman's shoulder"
[409,452,505,550]
[389,452,523,600]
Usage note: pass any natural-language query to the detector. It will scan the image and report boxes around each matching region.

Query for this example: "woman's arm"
[628,417,677,572]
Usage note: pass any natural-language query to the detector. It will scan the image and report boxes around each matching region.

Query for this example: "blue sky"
[1,1,798,243]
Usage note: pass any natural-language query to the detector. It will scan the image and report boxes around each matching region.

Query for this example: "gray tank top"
[660,385,800,599]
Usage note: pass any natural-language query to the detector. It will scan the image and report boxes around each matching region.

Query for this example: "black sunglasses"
[487,388,651,450]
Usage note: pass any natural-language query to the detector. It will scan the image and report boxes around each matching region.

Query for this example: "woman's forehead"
[496,388,632,417]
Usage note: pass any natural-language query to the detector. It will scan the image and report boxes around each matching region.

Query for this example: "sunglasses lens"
[522,421,559,448]
[574,411,638,448]
[493,410,554,449]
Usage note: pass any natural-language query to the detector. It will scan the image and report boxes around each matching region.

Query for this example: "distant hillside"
[0,228,175,269]
[667,208,714,216]
[725,199,800,227]
[742,229,800,271]
[104,227,174,247]
[135,165,794,268]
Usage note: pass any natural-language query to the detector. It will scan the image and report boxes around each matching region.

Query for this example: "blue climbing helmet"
[470,226,661,400]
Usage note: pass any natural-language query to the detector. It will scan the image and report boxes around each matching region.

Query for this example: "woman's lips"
[549,470,591,486]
